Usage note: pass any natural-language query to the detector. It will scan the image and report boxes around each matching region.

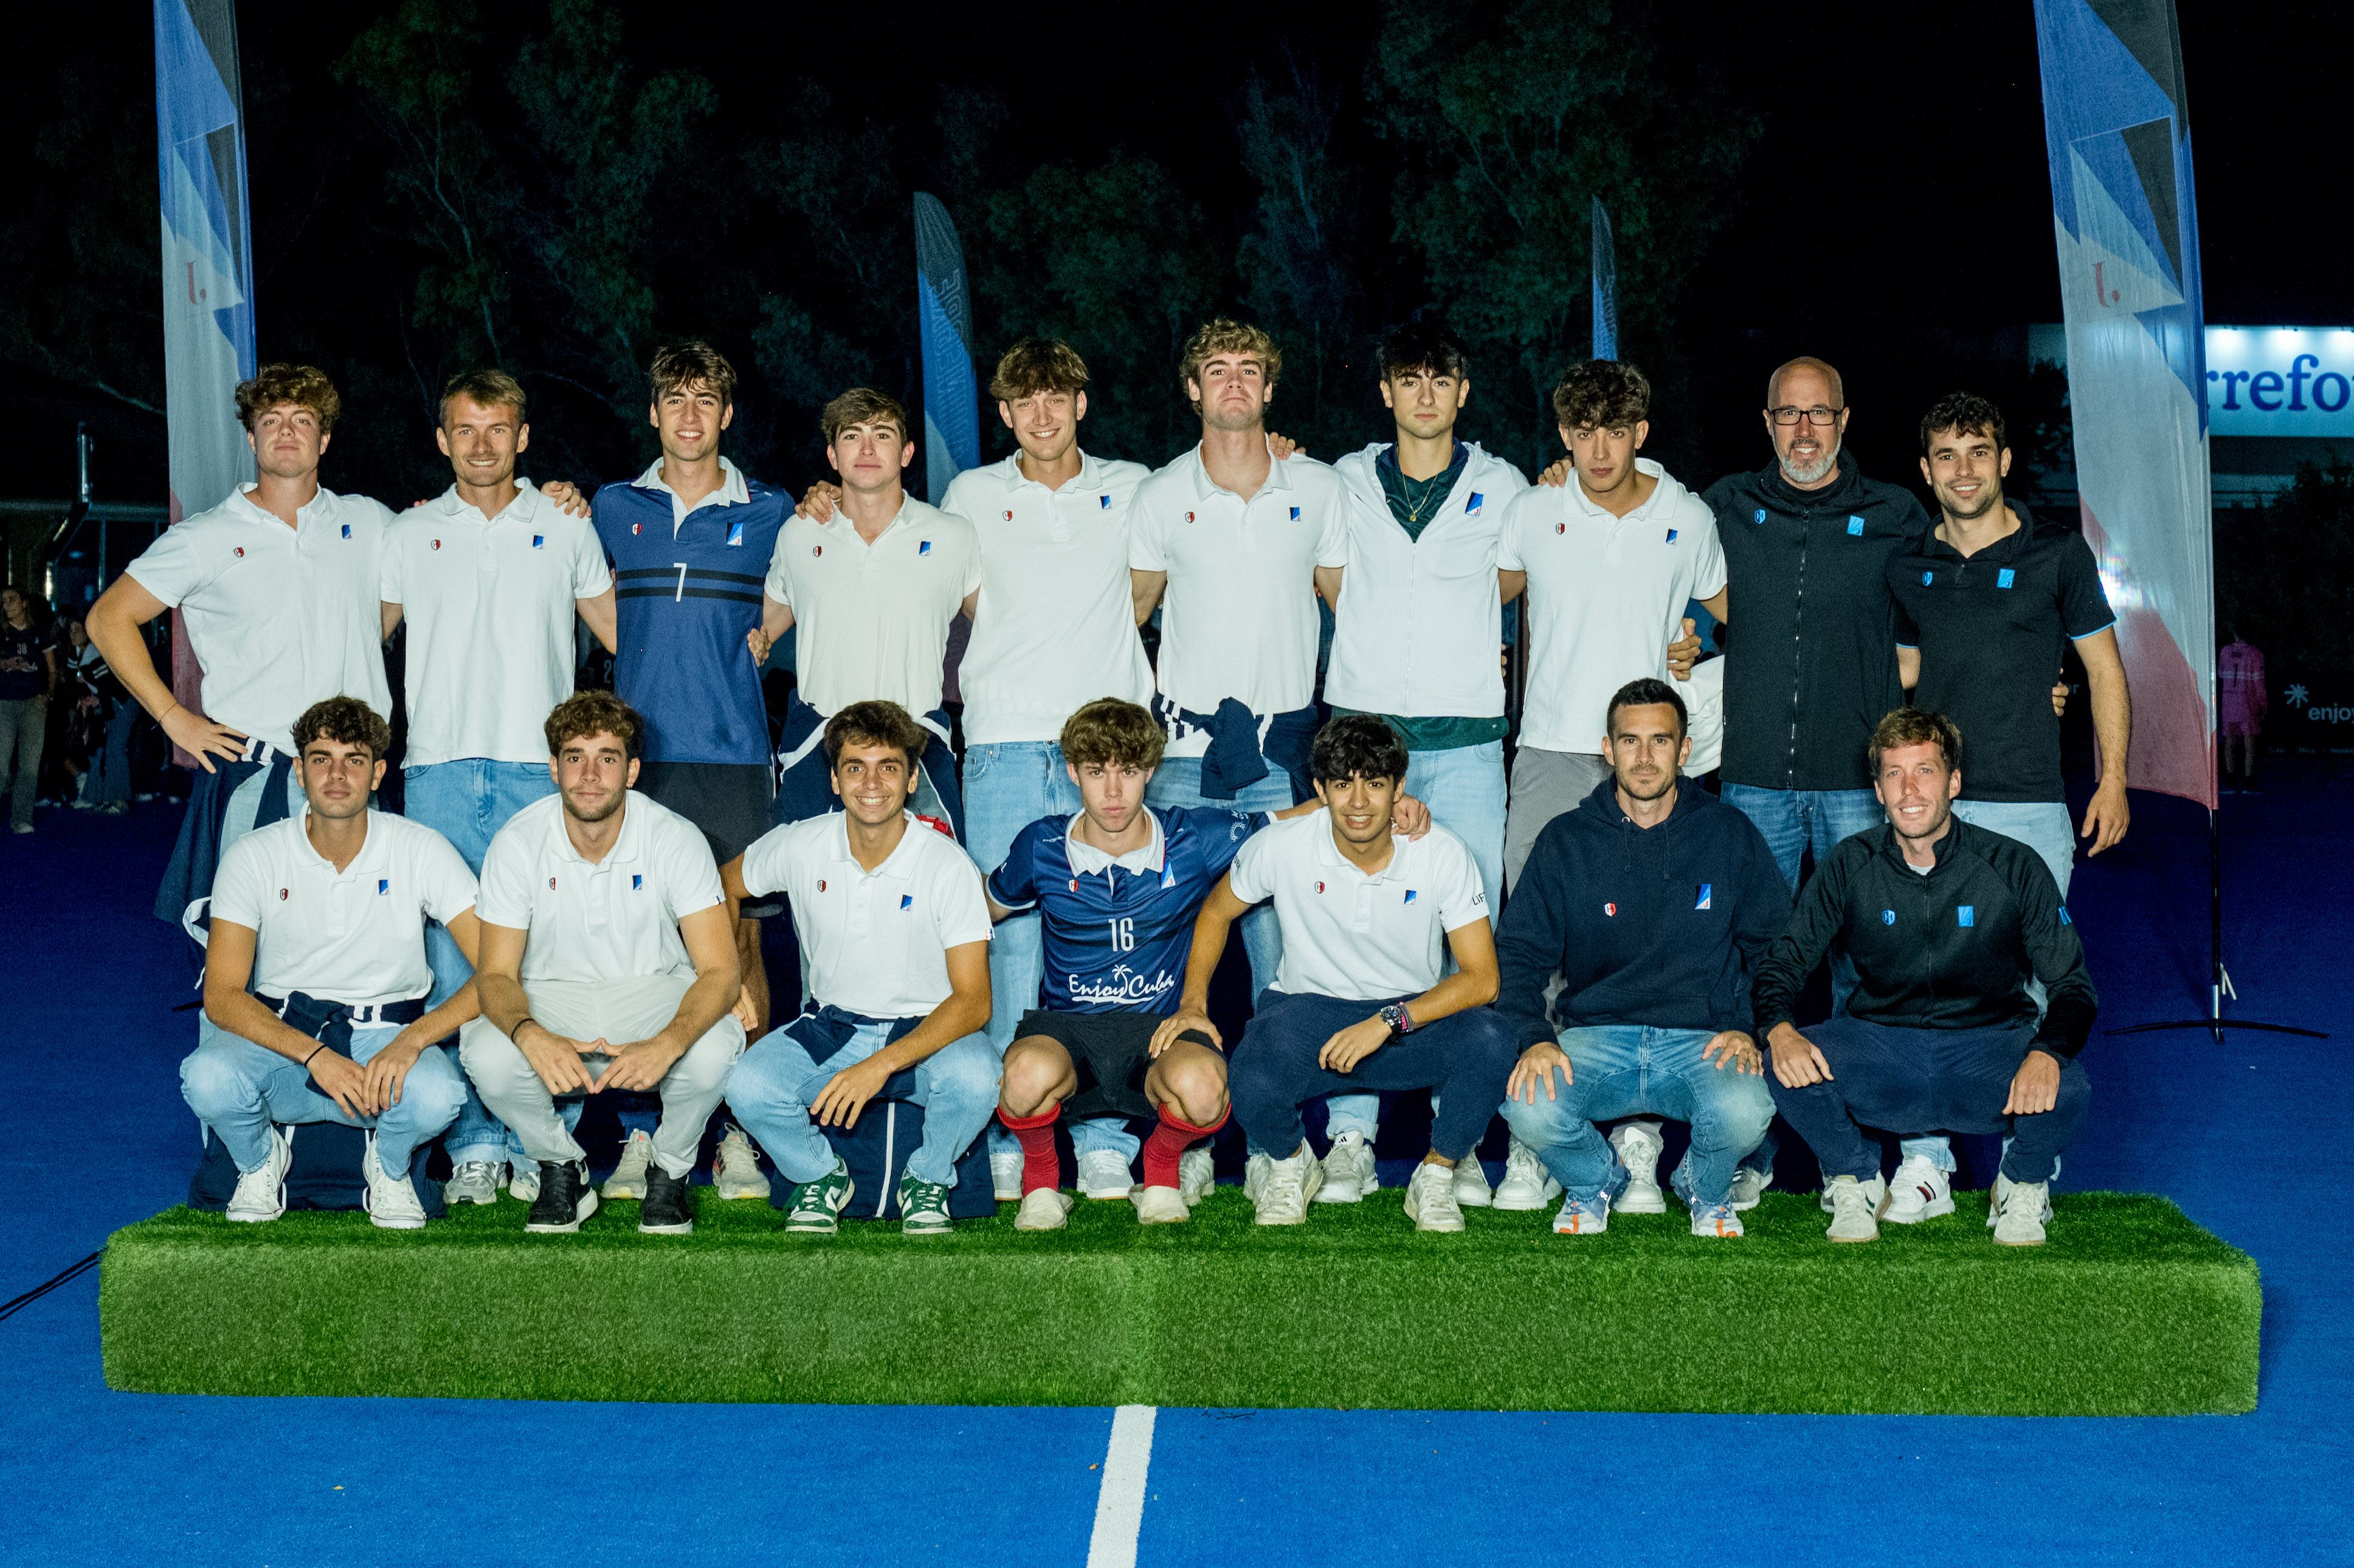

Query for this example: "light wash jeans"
[405,758,561,1166]
[1499,1024,1775,1205]
[1325,740,1509,1147]
[181,1014,466,1173]
[726,1020,999,1187]
[1902,799,2077,1175]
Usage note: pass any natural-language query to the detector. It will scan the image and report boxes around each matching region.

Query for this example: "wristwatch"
[1377,1003,1416,1037]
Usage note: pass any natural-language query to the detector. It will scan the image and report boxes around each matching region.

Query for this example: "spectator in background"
[2218,628,2266,787]
[57,617,105,810]
[0,584,58,835]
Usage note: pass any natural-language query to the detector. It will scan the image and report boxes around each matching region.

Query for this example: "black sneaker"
[639,1162,695,1235]
[525,1159,598,1233]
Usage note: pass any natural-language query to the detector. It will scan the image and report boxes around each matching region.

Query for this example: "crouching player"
[182,697,478,1228]
[722,702,997,1237]
[1496,680,1789,1237]
[1166,716,1518,1231]
[458,692,746,1236]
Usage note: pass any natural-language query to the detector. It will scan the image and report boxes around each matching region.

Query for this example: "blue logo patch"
[919,540,931,555]
[1289,506,1301,520]
[1695,883,1712,910]
[900,894,914,910]
[2059,906,2072,926]
[376,879,388,895]
[1100,494,1111,509]
[1753,508,1767,525]
[342,523,353,539]
[1467,492,1484,513]
[1921,570,1935,585]
[1665,528,1680,544]
[1881,910,1896,925]
[632,874,643,891]
[725,520,745,547]
[1997,567,2016,589]
[1847,516,1866,536]
[1958,905,1976,927]
[531,534,545,549]
[1403,889,1418,905]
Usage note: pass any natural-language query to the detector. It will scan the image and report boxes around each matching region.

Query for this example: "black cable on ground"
[0,1251,102,1324]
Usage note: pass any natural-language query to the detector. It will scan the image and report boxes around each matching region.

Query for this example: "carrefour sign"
[2206,328,2354,437]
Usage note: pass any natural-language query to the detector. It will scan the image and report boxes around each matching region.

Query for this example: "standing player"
[721,702,998,1236]
[381,369,616,1206]
[458,692,747,1236]
[87,365,392,943]
[1883,392,2129,1219]
[181,698,478,1229]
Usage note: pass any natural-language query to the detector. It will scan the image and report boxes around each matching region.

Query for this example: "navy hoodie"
[1495,777,1792,1042]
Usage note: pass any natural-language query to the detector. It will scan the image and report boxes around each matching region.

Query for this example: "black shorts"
[1015,1009,1219,1123]
[637,760,776,871]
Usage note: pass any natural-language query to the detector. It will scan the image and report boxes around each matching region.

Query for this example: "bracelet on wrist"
[302,1041,327,1070]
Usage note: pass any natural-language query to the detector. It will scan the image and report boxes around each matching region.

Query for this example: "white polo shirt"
[477,791,725,986]
[1682,655,1727,776]
[381,482,612,767]
[1326,442,1529,719]
[764,496,981,718]
[210,810,478,1009]
[1497,460,1727,755]
[739,810,993,1021]
[1226,814,1489,1002]
[1128,445,1350,757]
[125,483,393,755]
[942,451,1155,745]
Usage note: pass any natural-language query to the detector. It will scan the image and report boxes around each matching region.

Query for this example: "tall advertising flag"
[1590,198,1618,362]
[2032,0,2214,809]
[913,193,979,504]
[154,0,256,746]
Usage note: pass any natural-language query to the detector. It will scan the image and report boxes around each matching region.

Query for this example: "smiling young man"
[458,692,747,1236]
[380,369,617,1206]
[1499,360,1728,893]
[1170,716,1517,1231]
[181,697,478,1229]
[1755,709,2096,1246]
[88,365,394,947]
[720,701,998,1237]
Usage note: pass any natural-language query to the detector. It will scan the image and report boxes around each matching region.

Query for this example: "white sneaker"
[1727,1164,1772,1212]
[1883,1154,1956,1224]
[1688,1200,1744,1238]
[1178,1145,1215,1205]
[713,1127,771,1200]
[1609,1121,1667,1213]
[1824,1174,1885,1242]
[1451,1153,1495,1209]
[362,1132,428,1230]
[226,1127,291,1223]
[508,1163,540,1204]
[1493,1137,1563,1211]
[1404,1162,1467,1232]
[1014,1187,1074,1231]
[990,1147,1026,1202]
[1313,1129,1378,1203]
[1990,1174,2052,1246]
[604,1128,654,1200]
[443,1159,505,1206]
[1078,1149,1134,1199]
[1552,1190,1610,1234]
[1134,1186,1190,1225]
[1252,1149,1324,1225]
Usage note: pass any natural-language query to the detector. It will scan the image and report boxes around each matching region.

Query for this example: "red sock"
[1142,1107,1228,1190]
[998,1104,1061,1195]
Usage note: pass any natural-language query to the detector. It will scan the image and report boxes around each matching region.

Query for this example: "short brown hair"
[822,387,911,444]
[825,700,928,770]
[440,368,527,427]
[990,339,1090,402]
[1868,707,1963,775]
[1060,699,1165,772]
[236,364,341,434]
[292,696,391,761]
[1919,390,2007,458]
[544,691,644,759]
[1552,360,1651,430]
[1179,319,1282,409]
[649,340,737,408]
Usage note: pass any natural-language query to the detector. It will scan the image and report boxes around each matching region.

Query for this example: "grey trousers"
[1503,747,1612,892]
[0,696,45,831]
[459,973,744,1178]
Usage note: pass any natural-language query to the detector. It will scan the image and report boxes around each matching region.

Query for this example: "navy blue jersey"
[989,807,1265,1014]
[594,475,790,765]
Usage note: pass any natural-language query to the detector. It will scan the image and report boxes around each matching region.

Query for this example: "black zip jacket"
[1750,817,2097,1057]
[1496,778,1792,1043]
[1704,458,1930,792]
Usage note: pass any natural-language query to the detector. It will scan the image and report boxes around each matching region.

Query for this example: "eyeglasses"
[1769,406,1844,427]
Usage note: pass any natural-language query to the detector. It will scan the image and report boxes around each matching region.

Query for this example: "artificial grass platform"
[98,1189,2258,1415]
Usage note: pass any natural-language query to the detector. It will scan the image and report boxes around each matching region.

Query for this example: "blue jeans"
[403,759,559,1165]
[1499,1025,1775,1205]
[1901,800,2077,1173]
[1722,784,1882,1015]
[88,701,137,805]
[726,1020,1000,1187]
[1323,741,1510,1146]
[180,1014,466,1173]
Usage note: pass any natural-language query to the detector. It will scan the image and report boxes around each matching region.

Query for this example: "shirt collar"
[432,480,538,523]
[826,810,925,878]
[1314,821,1404,881]
[1563,457,1668,521]
[554,792,645,868]
[292,809,383,879]
[1064,809,1167,876]
[230,482,336,530]
[632,456,750,509]
[1187,440,1295,502]
[1001,450,1103,494]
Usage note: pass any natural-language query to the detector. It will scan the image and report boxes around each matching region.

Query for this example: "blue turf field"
[2,767,2347,1566]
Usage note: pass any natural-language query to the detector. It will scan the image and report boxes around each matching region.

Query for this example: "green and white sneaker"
[899,1172,955,1235]
[783,1159,855,1234]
